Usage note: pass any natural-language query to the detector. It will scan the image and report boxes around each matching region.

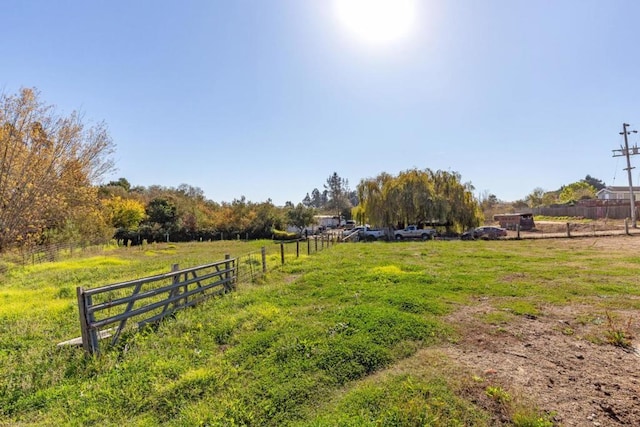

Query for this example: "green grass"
[1,237,639,425]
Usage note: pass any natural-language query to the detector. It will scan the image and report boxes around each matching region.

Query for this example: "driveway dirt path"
[443,299,640,425]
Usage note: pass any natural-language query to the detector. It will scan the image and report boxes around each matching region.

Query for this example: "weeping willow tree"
[355,168,483,232]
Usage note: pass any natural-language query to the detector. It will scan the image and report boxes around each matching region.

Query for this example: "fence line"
[233,235,339,284]
[274,234,339,266]
[1,241,113,269]
[512,220,640,240]
[5,232,339,270]
[532,204,637,220]
[236,248,268,284]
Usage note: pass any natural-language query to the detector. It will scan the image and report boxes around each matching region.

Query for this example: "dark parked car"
[461,226,508,240]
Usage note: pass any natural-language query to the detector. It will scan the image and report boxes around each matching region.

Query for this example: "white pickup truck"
[394,225,437,241]
[344,226,386,241]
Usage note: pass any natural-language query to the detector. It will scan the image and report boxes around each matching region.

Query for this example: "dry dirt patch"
[442,301,640,426]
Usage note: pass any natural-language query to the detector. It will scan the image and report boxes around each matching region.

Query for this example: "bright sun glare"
[334,0,417,46]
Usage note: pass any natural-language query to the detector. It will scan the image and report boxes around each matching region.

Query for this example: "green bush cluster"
[271,229,300,240]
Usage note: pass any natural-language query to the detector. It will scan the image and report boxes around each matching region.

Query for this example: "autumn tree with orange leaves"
[0,88,115,251]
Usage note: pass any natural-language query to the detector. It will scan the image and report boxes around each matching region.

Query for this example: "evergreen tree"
[583,175,605,191]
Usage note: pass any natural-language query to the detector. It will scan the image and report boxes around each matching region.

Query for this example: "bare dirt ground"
[513,219,639,240]
[441,235,640,426]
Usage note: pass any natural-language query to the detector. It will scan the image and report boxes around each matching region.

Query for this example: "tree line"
[102,182,297,244]
[7,88,607,252]
[523,175,604,207]
[0,88,482,251]
[0,88,309,250]
[475,175,607,222]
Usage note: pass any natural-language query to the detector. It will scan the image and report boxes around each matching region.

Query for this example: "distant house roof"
[606,186,640,191]
[596,186,640,194]
[596,186,640,199]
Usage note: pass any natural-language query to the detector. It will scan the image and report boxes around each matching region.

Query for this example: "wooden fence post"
[625,218,630,235]
[233,257,237,289]
[280,242,285,265]
[566,223,571,238]
[171,263,181,302]
[224,254,231,291]
[77,286,98,355]
[307,238,310,255]
[516,224,520,239]
[261,246,267,273]
[296,240,299,258]
[76,286,91,353]
[315,236,318,252]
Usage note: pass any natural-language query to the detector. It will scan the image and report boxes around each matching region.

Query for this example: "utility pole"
[613,123,639,227]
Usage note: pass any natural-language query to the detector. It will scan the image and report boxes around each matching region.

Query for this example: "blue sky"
[4,1,640,205]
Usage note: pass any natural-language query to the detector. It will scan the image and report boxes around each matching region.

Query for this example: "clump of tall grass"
[605,311,635,349]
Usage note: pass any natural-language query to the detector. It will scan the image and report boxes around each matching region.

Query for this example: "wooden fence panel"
[532,204,638,220]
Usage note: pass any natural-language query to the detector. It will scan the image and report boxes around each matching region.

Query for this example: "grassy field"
[1,237,639,425]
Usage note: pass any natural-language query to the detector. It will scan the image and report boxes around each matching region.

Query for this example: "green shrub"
[271,229,299,240]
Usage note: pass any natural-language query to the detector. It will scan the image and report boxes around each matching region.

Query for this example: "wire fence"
[0,241,115,272]
[236,249,267,284]
[2,232,341,270]
[236,234,340,283]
